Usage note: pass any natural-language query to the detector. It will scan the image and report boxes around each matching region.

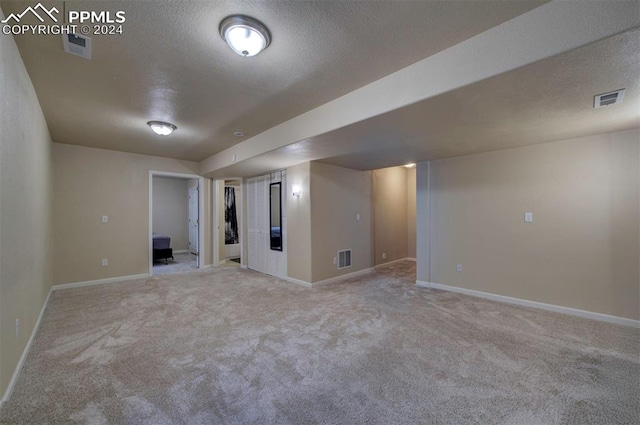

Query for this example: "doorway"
[213,178,243,267]
[149,171,205,275]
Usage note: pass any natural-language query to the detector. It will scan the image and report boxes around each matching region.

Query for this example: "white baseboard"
[312,267,375,288]
[286,267,375,289]
[240,265,248,269]
[376,257,414,268]
[286,277,313,288]
[416,280,640,328]
[1,287,53,407]
[173,250,188,254]
[53,274,149,291]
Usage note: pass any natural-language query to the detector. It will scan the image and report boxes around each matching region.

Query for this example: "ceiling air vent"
[62,33,91,60]
[337,249,352,270]
[594,89,624,108]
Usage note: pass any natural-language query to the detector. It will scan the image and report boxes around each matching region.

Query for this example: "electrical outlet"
[102,259,108,266]
[356,213,361,221]
[456,263,463,272]
[333,257,337,265]
[102,215,108,223]
[382,253,387,260]
[524,212,533,223]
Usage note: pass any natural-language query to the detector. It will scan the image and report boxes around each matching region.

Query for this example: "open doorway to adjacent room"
[372,164,417,268]
[149,171,205,275]
[213,178,243,268]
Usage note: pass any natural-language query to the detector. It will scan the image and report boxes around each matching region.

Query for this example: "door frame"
[149,171,205,276]
[213,178,243,268]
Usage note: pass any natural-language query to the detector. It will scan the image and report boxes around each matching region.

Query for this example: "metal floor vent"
[337,249,352,269]
[594,89,624,108]
[63,33,91,60]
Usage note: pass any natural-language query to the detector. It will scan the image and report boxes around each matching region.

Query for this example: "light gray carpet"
[153,252,197,275]
[1,261,638,424]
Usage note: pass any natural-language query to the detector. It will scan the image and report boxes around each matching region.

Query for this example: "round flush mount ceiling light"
[219,15,271,57]
[147,121,177,136]
[233,131,245,137]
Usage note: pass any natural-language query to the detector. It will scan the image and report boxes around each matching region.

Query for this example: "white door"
[188,186,199,255]
[247,174,287,278]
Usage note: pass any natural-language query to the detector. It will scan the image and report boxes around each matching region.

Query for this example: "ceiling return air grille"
[337,249,352,270]
[594,89,624,108]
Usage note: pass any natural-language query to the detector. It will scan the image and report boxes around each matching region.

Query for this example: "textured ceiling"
[206,29,640,176]
[1,0,547,161]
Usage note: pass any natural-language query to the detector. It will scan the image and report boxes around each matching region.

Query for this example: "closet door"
[247,172,287,279]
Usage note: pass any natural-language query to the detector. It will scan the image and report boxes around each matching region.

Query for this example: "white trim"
[416,280,640,328]
[286,277,313,288]
[286,267,375,289]
[173,249,189,254]
[149,171,205,276]
[212,180,220,267]
[376,257,414,268]
[312,267,375,288]
[1,288,53,406]
[240,265,248,269]
[53,274,149,291]
[406,257,416,262]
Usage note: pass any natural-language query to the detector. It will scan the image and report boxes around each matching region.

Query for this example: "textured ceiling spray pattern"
[0,0,547,161]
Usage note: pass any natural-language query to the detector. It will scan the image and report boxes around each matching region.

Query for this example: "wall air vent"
[337,249,352,270]
[594,89,624,108]
[62,33,91,60]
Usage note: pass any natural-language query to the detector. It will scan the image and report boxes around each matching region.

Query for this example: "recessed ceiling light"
[147,121,177,136]
[219,15,271,57]
[233,131,245,137]
[404,163,416,168]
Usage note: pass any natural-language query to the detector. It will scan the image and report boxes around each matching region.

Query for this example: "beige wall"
[152,177,189,251]
[218,181,226,262]
[53,143,201,284]
[198,178,213,266]
[416,129,640,320]
[373,167,408,265]
[310,162,373,282]
[287,162,312,282]
[407,167,416,258]
[0,18,53,397]
[371,166,417,265]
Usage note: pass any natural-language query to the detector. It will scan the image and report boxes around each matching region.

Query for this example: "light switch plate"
[102,215,108,223]
[524,212,533,223]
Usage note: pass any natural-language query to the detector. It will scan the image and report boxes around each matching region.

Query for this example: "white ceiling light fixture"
[233,131,245,137]
[219,15,271,57]
[147,121,177,136]
[404,163,416,168]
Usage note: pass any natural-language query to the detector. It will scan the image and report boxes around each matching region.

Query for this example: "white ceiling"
[1,0,548,161]
[205,28,640,176]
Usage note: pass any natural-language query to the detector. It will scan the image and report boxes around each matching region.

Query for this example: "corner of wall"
[0,19,54,400]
